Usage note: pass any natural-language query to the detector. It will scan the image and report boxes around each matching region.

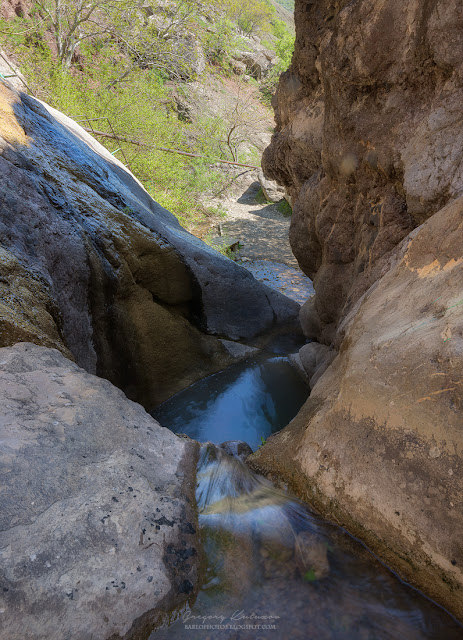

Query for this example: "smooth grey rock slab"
[12,88,300,342]
[0,343,200,640]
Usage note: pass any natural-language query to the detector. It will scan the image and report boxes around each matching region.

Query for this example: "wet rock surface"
[152,353,309,452]
[0,82,300,409]
[0,343,200,640]
[219,440,253,461]
[294,530,330,581]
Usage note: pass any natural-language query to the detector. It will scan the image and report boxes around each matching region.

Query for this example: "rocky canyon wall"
[263,0,463,343]
[253,0,463,620]
[0,79,300,638]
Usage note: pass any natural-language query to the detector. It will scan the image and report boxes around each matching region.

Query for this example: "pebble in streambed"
[238,259,314,305]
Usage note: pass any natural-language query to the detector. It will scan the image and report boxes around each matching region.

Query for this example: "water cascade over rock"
[150,444,463,639]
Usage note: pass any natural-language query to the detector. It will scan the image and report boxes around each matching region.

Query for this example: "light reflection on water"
[151,446,463,640]
[152,355,309,451]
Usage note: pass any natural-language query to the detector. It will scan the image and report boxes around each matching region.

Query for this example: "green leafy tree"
[98,0,206,85]
[258,16,294,101]
[32,0,126,67]
[217,0,274,37]
[31,0,204,78]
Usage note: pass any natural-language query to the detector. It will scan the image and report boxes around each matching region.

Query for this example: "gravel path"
[209,179,314,305]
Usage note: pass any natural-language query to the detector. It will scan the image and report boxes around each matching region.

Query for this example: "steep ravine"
[1,0,463,632]
[251,0,463,622]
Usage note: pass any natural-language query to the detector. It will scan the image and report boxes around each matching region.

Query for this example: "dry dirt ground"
[204,173,314,305]
[180,73,314,304]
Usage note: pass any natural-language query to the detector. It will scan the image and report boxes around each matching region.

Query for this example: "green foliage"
[271,18,289,40]
[303,569,317,582]
[12,38,227,227]
[202,18,239,68]
[259,31,295,102]
[0,0,286,228]
[207,204,228,218]
[274,30,295,68]
[0,15,30,46]
[278,199,292,217]
[256,15,295,105]
[272,0,295,10]
[217,0,275,37]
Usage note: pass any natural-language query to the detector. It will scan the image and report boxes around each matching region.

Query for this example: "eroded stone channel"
[152,354,309,451]
[151,357,463,639]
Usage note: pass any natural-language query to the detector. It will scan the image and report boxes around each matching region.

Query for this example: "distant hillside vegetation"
[0,0,294,229]
[270,0,294,29]
[273,0,294,10]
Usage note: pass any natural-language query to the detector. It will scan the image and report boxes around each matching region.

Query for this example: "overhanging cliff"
[263,0,463,343]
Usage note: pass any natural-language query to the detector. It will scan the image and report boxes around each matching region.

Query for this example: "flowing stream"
[151,356,463,639]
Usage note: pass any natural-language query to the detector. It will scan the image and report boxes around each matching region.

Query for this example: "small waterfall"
[151,445,463,639]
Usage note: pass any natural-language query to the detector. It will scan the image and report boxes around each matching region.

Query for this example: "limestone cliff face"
[263,0,463,343]
[0,82,299,409]
[254,0,463,620]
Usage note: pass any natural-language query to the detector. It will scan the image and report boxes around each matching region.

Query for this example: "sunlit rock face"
[255,0,463,621]
[0,82,300,409]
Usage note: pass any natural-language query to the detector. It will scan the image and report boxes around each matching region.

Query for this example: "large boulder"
[234,39,275,80]
[250,196,463,620]
[257,168,285,203]
[0,342,200,640]
[0,81,299,409]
